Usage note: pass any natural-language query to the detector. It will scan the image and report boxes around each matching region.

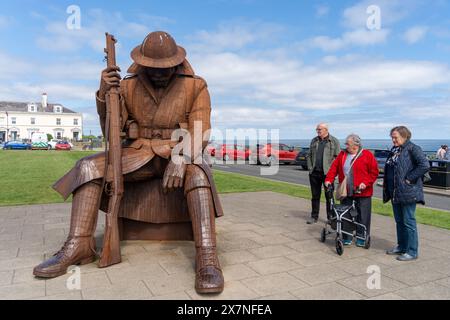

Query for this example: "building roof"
[0,101,78,114]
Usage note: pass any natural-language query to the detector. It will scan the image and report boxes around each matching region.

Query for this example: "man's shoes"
[306,217,318,224]
[33,236,96,278]
[386,246,404,255]
[356,239,365,247]
[195,246,224,294]
[396,253,417,261]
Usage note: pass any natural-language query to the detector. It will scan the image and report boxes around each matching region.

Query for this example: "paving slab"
[0,191,449,300]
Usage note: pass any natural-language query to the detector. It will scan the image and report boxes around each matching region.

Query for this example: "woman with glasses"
[383,126,430,261]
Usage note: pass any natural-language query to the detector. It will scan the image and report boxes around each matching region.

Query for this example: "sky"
[0,0,449,139]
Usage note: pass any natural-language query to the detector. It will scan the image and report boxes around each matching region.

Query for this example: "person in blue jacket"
[383,126,430,261]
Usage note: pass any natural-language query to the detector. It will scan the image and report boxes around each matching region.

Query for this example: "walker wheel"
[336,238,344,255]
[364,236,371,249]
[320,228,327,243]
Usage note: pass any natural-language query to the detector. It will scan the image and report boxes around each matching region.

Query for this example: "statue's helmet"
[130,31,186,69]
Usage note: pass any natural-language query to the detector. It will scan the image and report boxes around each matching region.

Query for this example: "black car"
[372,149,390,174]
[295,147,309,170]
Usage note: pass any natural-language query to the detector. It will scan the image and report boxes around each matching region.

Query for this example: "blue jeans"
[392,203,418,257]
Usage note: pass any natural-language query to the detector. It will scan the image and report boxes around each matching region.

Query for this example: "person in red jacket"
[325,134,379,247]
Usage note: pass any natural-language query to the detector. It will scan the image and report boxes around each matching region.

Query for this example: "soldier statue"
[33,31,225,294]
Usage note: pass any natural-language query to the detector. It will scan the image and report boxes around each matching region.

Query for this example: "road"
[212,162,450,212]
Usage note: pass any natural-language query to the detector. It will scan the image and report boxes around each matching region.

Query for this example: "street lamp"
[5,111,9,143]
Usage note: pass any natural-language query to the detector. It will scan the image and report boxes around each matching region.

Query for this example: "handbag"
[336,149,364,200]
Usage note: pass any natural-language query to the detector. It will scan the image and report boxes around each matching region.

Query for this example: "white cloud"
[0,82,94,102]
[308,28,389,51]
[35,9,174,53]
[403,26,429,44]
[192,47,449,112]
[316,5,330,18]
[212,106,303,127]
[342,0,419,29]
[0,52,32,79]
[41,61,103,81]
[187,20,284,53]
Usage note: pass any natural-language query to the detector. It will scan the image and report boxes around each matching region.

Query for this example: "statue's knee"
[184,165,210,194]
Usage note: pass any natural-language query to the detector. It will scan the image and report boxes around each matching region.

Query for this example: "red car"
[215,144,251,161]
[55,141,72,151]
[258,143,298,165]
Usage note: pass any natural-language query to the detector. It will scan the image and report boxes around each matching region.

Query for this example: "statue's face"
[145,67,176,88]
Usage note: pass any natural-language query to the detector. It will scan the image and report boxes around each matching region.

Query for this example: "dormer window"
[28,103,37,112]
[54,106,62,113]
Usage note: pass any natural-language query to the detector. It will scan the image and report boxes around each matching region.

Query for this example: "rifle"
[98,33,124,268]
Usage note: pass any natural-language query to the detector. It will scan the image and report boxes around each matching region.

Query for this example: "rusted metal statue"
[33,31,225,294]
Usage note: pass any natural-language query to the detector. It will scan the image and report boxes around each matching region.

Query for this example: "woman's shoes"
[356,239,366,247]
[386,247,404,255]
[396,253,417,261]
[343,239,352,246]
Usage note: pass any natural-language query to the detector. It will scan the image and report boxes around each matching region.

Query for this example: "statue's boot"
[33,181,101,278]
[187,187,224,294]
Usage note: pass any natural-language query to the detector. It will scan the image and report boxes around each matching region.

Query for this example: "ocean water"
[281,139,449,152]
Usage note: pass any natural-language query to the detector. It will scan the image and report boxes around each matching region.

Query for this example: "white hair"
[346,133,362,147]
[317,123,329,130]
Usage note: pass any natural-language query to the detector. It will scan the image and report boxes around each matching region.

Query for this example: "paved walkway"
[0,192,449,300]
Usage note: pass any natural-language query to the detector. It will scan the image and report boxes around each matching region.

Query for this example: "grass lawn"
[0,150,96,206]
[1,150,449,230]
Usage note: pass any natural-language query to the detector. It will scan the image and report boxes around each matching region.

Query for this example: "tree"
[47,134,53,142]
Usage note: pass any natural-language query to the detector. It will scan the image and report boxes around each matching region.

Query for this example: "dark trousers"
[309,170,332,219]
[341,196,372,239]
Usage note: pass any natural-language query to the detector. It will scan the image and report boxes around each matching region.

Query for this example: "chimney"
[42,93,48,109]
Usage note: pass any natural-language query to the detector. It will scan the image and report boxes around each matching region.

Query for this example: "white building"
[0,93,83,142]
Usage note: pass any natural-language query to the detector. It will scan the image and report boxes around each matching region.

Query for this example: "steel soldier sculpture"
[33,31,225,294]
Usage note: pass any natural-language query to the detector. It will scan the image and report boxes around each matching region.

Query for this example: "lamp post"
[5,111,9,143]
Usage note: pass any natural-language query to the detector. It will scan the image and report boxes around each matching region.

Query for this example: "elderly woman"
[384,126,430,261]
[325,134,379,246]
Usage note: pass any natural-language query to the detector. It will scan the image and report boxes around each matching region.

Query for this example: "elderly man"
[33,31,224,294]
[306,123,340,224]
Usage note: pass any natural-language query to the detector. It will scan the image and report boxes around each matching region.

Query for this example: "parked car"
[248,144,264,164]
[372,149,390,174]
[2,141,32,150]
[47,139,60,150]
[55,141,72,151]
[215,144,251,161]
[295,147,310,170]
[49,139,74,150]
[204,143,217,158]
[258,143,298,166]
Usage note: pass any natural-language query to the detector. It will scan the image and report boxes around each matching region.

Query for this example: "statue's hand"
[99,66,121,99]
[162,161,187,193]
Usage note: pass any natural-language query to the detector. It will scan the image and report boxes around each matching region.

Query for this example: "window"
[31,106,35,112]
[31,118,35,125]
[56,118,61,125]
[54,106,62,113]
[73,118,78,125]
[56,132,62,139]
[11,117,16,125]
